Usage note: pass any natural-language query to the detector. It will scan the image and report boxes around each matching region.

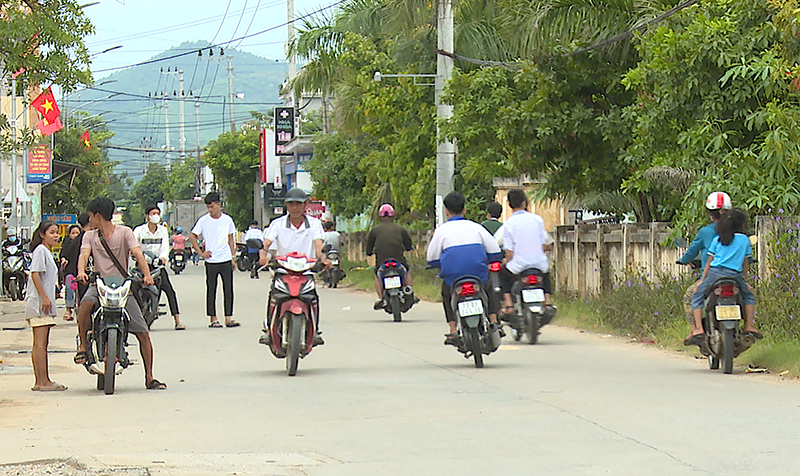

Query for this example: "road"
[0,264,798,475]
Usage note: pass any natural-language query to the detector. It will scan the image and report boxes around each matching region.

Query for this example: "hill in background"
[68,40,288,179]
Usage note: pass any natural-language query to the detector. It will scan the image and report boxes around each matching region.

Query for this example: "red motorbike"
[261,251,322,376]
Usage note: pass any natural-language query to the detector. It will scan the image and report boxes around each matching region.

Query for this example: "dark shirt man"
[480,201,503,236]
[366,204,414,309]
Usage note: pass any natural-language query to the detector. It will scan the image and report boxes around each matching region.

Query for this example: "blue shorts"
[691,266,755,310]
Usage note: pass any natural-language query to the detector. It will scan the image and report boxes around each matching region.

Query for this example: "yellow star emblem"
[41,99,54,114]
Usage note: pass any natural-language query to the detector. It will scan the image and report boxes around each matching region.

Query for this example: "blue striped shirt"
[426,216,503,286]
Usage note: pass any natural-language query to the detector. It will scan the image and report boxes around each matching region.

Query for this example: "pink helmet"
[378,203,395,217]
[705,192,732,211]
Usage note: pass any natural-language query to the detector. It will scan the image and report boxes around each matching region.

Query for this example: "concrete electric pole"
[435,0,456,226]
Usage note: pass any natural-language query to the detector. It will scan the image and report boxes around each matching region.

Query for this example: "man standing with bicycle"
[74,197,166,390]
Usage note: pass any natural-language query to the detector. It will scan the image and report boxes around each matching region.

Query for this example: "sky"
[83,0,332,79]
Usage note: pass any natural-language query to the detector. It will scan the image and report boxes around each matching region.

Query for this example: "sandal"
[32,382,68,392]
[62,314,74,322]
[73,351,89,365]
[500,305,515,316]
[174,323,186,330]
[146,379,167,390]
[683,333,706,346]
[225,320,240,328]
[444,332,461,347]
[208,321,223,328]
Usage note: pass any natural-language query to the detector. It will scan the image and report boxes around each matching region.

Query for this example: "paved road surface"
[0,264,798,475]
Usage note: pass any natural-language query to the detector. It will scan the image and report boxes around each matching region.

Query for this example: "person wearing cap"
[365,203,415,310]
[243,220,263,279]
[189,191,240,328]
[258,187,329,346]
[678,191,731,345]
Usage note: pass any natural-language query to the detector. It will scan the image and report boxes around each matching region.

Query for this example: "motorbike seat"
[703,278,740,299]
[517,268,545,278]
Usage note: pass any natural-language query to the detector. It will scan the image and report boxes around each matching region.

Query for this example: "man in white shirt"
[258,187,329,345]
[134,206,185,330]
[243,220,263,279]
[189,191,240,328]
[500,189,553,313]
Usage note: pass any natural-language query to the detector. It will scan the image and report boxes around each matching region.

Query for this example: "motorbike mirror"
[246,238,264,250]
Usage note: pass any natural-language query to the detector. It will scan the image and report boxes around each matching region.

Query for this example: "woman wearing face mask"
[133,206,185,330]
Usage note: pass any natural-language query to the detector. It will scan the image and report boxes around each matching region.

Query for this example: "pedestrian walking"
[189,191,239,328]
[26,220,67,392]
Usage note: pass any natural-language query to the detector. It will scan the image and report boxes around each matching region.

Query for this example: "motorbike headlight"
[98,280,132,309]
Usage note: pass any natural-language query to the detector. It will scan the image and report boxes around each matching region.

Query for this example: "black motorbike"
[83,273,134,395]
[2,243,28,301]
[320,245,345,288]
[450,276,501,368]
[236,243,251,272]
[169,249,187,275]
[378,259,415,322]
[699,279,757,374]
[132,251,165,329]
[502,267,555,344]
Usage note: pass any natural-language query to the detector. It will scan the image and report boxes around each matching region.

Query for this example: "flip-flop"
[32,382,67,391]
[146,379,167,390]
[62,315,74,321]
[225,320,240,328]
[683,333,706,346]
[208,321,223,328]
[174,323,186,330]
[746,331,764,340]
[73,351,89,365]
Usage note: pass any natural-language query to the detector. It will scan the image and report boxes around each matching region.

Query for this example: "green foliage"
[203,127,259,229]
[306,132,370,218]
[162,157,199,203]
[131,163,167,212]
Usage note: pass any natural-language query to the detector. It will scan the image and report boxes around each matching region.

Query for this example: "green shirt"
[480,218,502,236]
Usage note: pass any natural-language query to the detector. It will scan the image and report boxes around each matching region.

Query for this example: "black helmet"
[284,187,308,203]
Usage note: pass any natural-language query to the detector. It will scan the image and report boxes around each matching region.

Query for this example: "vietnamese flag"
[31,88,60,123]
[36,116,63,136]
[81,131,91,149]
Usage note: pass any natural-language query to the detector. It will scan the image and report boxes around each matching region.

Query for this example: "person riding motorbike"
[134,206,185,330]
[243,220,263,279]
[678,191,730,346]
[170,227,188,263]
[427,192,504,346]
[365,204,415,310]
[258,187,330,346]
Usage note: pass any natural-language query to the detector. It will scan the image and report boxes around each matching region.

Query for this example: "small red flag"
[36,117,63,136]
[11,67,25,79]
[81,131,91,149]
[31,88,60,123]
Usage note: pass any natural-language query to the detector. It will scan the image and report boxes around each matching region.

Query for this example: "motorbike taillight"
[526,275,539,285]
[459,282,477,296]
[489,262,502,272]
[714,284,738,297]
[386,261,397,268]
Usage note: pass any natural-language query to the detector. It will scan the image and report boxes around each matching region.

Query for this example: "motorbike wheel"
[524,308,539,345]
[104,328,118,395]
[390,295,402,322]
[330,271,339,288]
[286,314,303,376]
[722,327,735,374]
[709,355,720,370]
[237,256,249,272]
[469,328,484,368]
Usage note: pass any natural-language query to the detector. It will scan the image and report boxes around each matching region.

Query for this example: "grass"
[340,257,444,303]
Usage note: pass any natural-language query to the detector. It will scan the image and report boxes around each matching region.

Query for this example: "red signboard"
[305,201,325,220]
[27,145,52,183]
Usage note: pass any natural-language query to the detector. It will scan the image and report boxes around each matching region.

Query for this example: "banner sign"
[42,213,77,250]
[274,107,295,156]
[259,128,268,183]
[28,145,52,183]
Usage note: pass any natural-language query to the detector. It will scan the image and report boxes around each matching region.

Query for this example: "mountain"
[68,40,288,179]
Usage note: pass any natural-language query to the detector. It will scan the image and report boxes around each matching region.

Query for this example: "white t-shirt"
[263,214,324,258]
[503,210,550,274]
[133,223,170,261]
[191,213,236,263]
[243,227,263,242]
[25,244,58,318]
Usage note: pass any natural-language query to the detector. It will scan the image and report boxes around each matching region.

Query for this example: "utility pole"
[179,71,186,159]
[435,0,456,225]
[164,93,171,169]
[10,78,18,233]
[194,96,202,195]
[200,51,237,133]
[161,68,186,167]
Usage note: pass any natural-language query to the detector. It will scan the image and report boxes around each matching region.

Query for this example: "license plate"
[384,276,401,289]
[715,305,742,320]
[330,259,339,265]
[522,288,545,303]
[175,255,183,261]
[458,299,484,317]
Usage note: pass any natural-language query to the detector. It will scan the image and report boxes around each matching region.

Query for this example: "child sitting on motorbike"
[686,208,761,346]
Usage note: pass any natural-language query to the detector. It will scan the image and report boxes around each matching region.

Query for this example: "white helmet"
[705,191,732,211]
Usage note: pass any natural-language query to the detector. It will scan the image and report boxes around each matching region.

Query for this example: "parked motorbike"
[378,259,415,322]
[449,276,501,368]
[2,243,28,301]
[501,266,555,344]
[82,273,135,395]
[132,251,165,329]
[699,278,757,374]
[169,249,187,275]
[259,250,323,376]
[320,245,344,288]
[235,243,251,272]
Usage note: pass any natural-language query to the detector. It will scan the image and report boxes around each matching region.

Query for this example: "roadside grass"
[340,257,443,303]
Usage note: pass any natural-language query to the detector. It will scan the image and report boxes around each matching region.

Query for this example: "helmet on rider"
[378,204,395,217]
[176,227,183,234]
[705,192,732,211]
[7,227,16,237]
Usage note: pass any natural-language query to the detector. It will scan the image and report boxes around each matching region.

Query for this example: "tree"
[161,157,198,203]
[305,132,371,218]
[131,163,167,211]
[204,127,259,229]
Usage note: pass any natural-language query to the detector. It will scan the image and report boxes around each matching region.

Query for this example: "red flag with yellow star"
[31,88,60,123]
[81,131,91,149]
[36,116,63,136]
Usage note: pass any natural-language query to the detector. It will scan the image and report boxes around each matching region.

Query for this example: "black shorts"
[499,266,552,295]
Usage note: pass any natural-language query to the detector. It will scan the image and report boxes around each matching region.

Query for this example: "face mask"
[149,214,161,224]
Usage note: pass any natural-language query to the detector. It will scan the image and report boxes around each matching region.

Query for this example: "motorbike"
[83,273,135,395]
[320,245,344,288]
[259,248,323,376]
[2,243,28,301]
[169,249,187,275]
[449,275,502,368]
[235,243,251,272]
[699,278,757,374]
[132,251,165,329]
[378,259,415,322]
[501,266,556,345]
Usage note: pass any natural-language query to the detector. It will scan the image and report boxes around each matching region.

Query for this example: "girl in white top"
[25,220,67,391]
